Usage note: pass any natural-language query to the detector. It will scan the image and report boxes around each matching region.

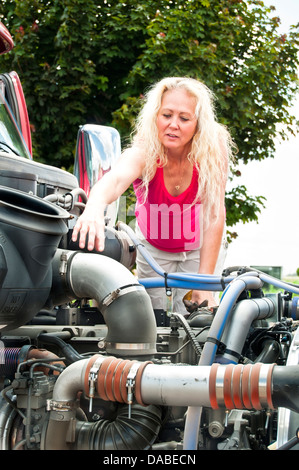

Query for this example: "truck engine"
[0,137,298,451]
[0,20,298,453]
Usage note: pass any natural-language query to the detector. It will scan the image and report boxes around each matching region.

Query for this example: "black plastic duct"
[0,186,68,331]
[68,225,136,270]
[58,404,162,450]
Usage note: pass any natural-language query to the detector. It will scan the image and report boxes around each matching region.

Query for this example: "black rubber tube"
[277,428,299,450]
[37,332,84,363]
[254,339,281,364]
[74,403,162,450]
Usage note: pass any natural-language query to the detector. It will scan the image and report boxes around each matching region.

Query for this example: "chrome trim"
[258,363,270,407]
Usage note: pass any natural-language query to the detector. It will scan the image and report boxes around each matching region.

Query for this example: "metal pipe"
[277,326,299,448]
[183,273,263,450]
[49,354,299,413]
[44,353,299,450]
[220,297,275,363]
[47,249,157,356]
[199,274,264,366]
[45,357,162,450]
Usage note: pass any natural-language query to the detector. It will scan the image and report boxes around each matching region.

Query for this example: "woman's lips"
[166,133,178,138]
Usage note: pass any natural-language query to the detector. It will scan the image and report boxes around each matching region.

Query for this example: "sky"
[225,0,299,276]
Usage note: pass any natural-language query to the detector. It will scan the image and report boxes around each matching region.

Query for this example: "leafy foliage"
[225,184,266,241]
[0,0,298,229]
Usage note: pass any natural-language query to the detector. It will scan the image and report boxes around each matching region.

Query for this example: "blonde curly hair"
[131,77,236,225]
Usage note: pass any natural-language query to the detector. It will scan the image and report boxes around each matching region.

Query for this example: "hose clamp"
[258,363,275,410]
[59,251,69,276]
[47,398,78,412]
[102,285,143,307]
[126,362,142,418]
[88,356,105,413]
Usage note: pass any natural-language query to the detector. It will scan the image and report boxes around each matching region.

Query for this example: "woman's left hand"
[191,289,218,310]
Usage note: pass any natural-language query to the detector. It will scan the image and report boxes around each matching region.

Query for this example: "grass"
[263,275,299,294]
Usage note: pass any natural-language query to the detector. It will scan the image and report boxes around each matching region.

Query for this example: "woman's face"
[156,88,198,157]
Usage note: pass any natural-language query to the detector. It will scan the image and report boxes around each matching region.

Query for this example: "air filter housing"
[0,186,69,331]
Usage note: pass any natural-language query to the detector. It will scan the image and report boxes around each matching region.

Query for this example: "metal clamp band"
[47,398,77,412]
[102,285,143,307]
[88,356,105,412]
[126,362,142,418]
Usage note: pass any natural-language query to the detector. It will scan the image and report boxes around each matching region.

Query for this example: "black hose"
[277,428,299,450]
[171,312,202,358]
[37,332,84,363]
[68,226,122,260]
[254,339,281,364]
[74,403,162,450]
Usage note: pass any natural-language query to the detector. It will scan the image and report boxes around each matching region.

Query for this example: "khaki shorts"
[135,223,227,314]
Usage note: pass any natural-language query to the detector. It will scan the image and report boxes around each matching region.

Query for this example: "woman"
[72,77,235,314]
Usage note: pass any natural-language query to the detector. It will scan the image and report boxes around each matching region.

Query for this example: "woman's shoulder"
[124,144,159,179]
[122,144,146,162]
[120,145,147,174]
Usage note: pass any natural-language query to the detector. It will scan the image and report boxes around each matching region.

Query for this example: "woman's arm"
[192,143,228,308]
[191,203,226,307]
[72,146,145,251]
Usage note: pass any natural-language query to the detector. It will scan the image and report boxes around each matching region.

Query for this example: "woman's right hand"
[71,205,106,252]
[71,145,145,252]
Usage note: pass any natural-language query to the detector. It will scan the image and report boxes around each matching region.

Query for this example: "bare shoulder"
[119,145,147,179]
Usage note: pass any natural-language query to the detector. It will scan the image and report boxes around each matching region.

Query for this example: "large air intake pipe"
[46,249,157,357]
[44,354,299,450]
[0,187,68,331]
[80,356,299,413]
[68,225,136,271]
[219,297,276,363]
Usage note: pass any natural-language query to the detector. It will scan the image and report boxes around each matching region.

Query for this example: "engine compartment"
[0,155,298,452]
[0,19,298,454]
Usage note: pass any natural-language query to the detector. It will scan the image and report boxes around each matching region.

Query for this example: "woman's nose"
[169,116,179,128]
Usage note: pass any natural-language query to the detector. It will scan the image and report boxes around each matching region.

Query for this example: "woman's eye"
[161,113,190,122]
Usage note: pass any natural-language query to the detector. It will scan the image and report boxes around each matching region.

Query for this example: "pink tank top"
[133,166,201,252]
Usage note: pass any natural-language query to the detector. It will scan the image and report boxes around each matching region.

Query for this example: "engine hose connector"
[84,357,276,412]
[84,355,152,409]
[49,354,299,421]
[209,362,275,410]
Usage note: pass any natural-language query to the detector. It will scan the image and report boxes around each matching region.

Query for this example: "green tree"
[0,0,298,231]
